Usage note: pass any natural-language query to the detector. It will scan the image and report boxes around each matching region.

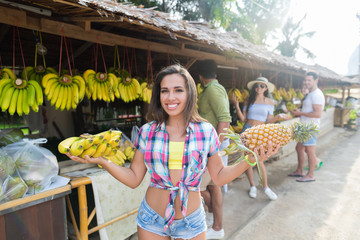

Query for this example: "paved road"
[222,127,360,240]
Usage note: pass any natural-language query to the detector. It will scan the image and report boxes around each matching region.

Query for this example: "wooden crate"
[334,108,350,126]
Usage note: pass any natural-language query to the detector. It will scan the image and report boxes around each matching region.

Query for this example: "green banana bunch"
[83,69,118,102]
[0,69,43,115]
[21,66,57,84]
[42,73,86,110]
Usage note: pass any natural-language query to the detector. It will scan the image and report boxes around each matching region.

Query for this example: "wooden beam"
[52,0,88,8]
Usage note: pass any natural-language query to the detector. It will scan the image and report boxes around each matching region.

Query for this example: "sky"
[279,0,360,76]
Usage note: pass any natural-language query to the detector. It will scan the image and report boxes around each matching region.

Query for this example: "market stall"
[0,1,354,240]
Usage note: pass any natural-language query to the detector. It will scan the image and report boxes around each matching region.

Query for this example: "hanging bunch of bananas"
[140,82,152,104]
[279,88,293,102]
[288,88,297,99]
[0,68,43,115]
[197,83,203,95]
[21,66,57,84]
[41,73,86,110]
[240,89,250,102]
[115,69,141,103]
[83,69,118,102]
[272,89,282,101]
[296,90,304,100]
[228,87,243,103]
[58,130,124,159]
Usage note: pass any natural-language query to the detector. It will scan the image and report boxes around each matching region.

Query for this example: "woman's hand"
[65,153,106,165]
[229,94,239,105]
[248,142,280,164]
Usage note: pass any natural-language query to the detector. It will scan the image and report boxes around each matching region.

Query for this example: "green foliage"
[275,15,316,58]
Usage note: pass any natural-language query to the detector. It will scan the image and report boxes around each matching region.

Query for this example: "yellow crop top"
[169,141,185,170]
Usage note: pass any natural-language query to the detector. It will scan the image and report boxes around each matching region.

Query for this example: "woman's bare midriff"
[247,119,265,127]
[145,169,202,219]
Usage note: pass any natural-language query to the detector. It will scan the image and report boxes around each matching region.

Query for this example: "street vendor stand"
[0,185,71,240]
[62,166,150,240]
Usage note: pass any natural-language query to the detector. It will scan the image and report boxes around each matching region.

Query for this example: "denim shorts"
[241,122,253,133]
[136,198,206,239]
[302,134,318,146]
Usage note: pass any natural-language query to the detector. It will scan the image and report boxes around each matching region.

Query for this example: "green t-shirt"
[198,80,231,128]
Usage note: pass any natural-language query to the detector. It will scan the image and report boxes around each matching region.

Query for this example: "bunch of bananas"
[272,89,282,101]
[140,82,152,104]
[286,102,296,111]
[124,146,136,162]
[105,150,127,166]
[42,73,86,110]
[240,89,249,101]
[196,83,203,95]
[296,90,304,100]
[278,88,293,102]
[58,130,124,159]
[0,68,43,115]
[117,72,141,103]
[83,69,118,102]
[228,87,243,103]
[21,66,57,84]
[230,120,245,134]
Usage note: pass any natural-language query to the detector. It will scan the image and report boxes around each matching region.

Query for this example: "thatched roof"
[1,0,353,85]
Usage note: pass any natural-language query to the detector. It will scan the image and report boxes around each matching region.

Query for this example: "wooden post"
[78,185,88,240]
[341,87,346,128]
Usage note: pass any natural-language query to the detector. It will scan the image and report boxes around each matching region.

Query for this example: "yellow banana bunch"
[230,120,245,133]
[272,90,282,101]
[228,87,243,103]
[109,68,141,103]
[104,150,126,166]
[140,82,152,104]
[42,73,86,110]
[22,66,57,84]
[124,146,136,162]
[197,83,203,95]
[58,129,123,159]
[240,89,249,102]
[296,90,304,100]
[0,69,43,115]
[288,88,297,99]
[83,69,118,102]
[286,102,296,111]
[279,87,292,102]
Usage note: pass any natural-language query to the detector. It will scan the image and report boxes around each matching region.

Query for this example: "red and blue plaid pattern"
[134,121,219,230]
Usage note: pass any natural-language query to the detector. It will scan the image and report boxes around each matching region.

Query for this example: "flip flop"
[288,172,304,177]
[304,161,323,171]
[296,177,315,182]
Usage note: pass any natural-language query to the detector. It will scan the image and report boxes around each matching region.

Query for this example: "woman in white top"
[230,77,290,200]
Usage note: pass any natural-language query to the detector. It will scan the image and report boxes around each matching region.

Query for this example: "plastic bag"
[0,148,28,203]
[0,128,24,147]
[3,138,59,195]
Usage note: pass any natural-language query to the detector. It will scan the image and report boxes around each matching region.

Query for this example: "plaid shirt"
[134,120,220,230]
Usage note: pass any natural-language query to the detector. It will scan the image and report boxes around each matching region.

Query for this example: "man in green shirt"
[197,59,231,239]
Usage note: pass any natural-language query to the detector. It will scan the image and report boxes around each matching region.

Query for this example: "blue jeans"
[136,198,207,239]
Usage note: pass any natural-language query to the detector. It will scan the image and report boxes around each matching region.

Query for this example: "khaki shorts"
[200,139,230,191]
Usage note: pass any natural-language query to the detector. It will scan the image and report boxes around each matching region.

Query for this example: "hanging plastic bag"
[0,148,28,203]
[131,125,140,144]
[3,138,59,195]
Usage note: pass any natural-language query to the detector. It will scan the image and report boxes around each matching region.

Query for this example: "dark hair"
[147,64,205,125]
[246,84,269,114]
[306,71,318,80]
[197,59,217,79]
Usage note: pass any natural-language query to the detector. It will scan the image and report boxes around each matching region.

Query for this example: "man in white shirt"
[289,71,325,182]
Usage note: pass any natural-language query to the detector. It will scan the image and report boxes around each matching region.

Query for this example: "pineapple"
[221,121,319,185]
